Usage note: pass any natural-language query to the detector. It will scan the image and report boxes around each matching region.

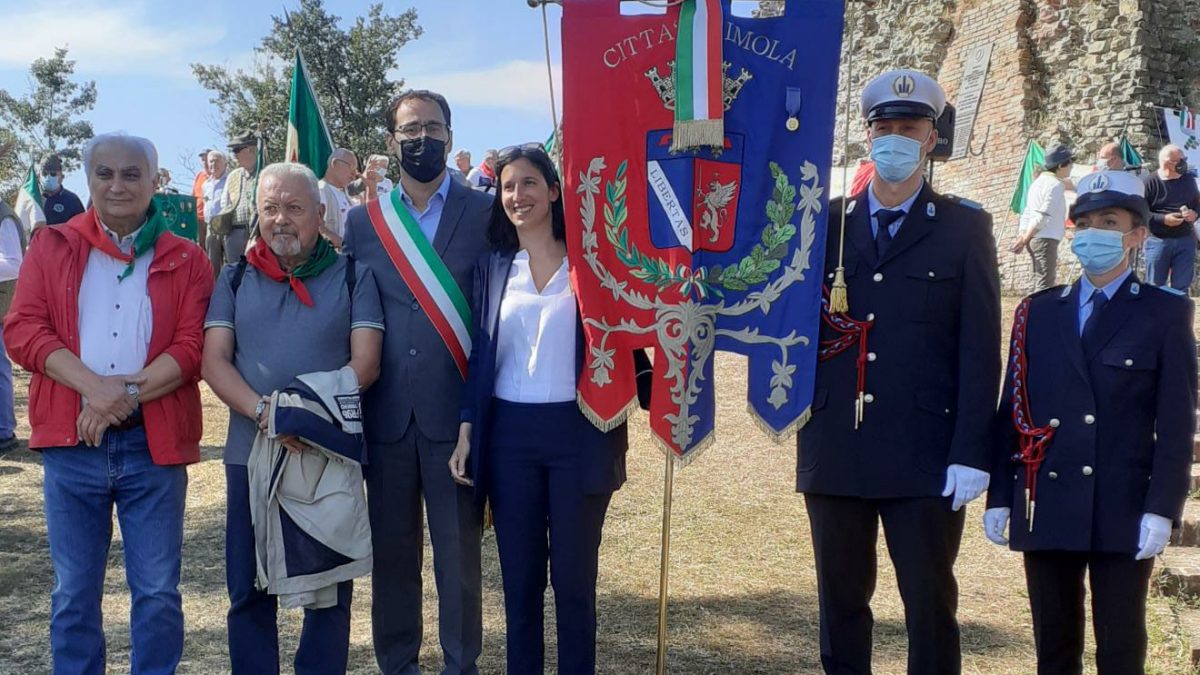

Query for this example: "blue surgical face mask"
[870,133,927,183]
[41,175,60,192]
[1070,227,1129,276]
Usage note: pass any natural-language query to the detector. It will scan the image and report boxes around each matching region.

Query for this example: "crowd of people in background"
[0,66,1197,675]
[1013,139,1200,296]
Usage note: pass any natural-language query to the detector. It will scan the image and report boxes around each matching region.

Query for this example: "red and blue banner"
[562,0,845,461]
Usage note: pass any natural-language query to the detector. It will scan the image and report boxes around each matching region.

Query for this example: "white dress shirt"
[1019,172,1068,240]
[0,217,23,282]
[78,222,153,377]
[494,251,577,404]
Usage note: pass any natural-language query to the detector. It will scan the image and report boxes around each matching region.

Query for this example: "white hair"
[206,149,227,163]
[1159,144,1184,163]
[83,132,159,176]
[327,147,356,168]
[366,154,389,165]
[258,162,321,204]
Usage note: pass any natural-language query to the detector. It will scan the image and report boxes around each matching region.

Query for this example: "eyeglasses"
[392,121,449,140]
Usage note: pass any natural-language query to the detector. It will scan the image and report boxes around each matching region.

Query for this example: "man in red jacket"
[4,132,212,675]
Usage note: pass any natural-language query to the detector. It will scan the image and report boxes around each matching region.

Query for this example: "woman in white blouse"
[450,144,632,674]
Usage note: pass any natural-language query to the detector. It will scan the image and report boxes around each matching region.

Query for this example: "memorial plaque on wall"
[949,42,992,161]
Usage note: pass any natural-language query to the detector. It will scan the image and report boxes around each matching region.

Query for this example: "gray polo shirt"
[204,255,385,465]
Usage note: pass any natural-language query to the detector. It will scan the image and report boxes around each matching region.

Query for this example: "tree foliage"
[191,0,422,163]
[0,47,98,182]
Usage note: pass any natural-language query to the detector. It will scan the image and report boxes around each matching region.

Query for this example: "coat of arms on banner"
[562,0,845,461]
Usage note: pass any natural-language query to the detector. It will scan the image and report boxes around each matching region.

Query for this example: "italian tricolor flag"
[15,163,44,231]
[671,0,725,151]
[284,50,334,179]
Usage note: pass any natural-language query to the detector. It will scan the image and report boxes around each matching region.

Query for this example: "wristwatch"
[125,382,140,404]
[254,399,268,423]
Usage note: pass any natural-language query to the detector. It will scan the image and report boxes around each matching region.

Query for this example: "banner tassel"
[828,267,850,314]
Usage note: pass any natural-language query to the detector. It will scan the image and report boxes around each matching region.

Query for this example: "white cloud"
[402,60,564,116]
[0,3,224,78]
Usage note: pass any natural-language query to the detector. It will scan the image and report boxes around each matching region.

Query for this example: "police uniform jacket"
[797,183,1002,498]
[987,277,1197,553]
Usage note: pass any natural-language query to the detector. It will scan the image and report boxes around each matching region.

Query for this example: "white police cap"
[1070,170,1150,224]
[861,69,947,122]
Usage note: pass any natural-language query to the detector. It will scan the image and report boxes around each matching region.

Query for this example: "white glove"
[942,464,990,512]
[1134,513,1173,560]
[983,507,1010,545]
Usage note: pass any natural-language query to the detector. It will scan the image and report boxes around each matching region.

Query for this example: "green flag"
[284,50,334,179]
[15,162,44,230]
[1009,140,1045,215]
[1118,135,1143,169]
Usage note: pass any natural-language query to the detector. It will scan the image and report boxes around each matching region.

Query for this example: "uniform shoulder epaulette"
[1148,284,1188,297]
[1029,285,1067,300]
[942,194,983,211]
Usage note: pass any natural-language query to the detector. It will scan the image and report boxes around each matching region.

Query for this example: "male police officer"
[985,171,1196,675]
[797,69,1001,675]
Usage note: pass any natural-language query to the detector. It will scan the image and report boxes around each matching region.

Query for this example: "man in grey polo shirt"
[201,162,384,674]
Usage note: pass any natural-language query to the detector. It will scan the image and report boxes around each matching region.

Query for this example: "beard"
[267,229,303,257]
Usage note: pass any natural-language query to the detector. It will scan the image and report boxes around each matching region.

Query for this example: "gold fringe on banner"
[577,392,641,433]
[671,118,724,153]
[749,403,813,440]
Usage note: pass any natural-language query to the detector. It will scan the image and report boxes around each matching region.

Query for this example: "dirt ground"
[0,297,1194,674]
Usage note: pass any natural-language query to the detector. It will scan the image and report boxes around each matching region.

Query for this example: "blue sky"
[0,0,582,200]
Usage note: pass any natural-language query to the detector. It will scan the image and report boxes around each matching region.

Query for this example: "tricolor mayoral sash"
[366,190,472,379]
[562,0,844,462]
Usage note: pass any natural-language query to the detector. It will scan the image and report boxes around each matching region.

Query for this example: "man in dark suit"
[342,89,492,675]
[797,69,1002,675]
[985,170,1197,675]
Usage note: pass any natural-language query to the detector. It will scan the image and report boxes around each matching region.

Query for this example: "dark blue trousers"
[487,400,612,675]
[225,464,352,675]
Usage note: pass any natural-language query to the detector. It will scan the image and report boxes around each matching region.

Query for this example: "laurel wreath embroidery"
[603,160,801,300]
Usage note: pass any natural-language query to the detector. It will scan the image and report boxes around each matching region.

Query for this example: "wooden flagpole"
[656,453,675,675]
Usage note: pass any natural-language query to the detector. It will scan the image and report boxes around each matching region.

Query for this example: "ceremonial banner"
[1163,107,1200,170]
[285,50,334,179]
[562,0,845,461]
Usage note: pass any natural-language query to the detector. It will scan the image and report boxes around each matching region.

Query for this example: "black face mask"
[399,136,448,184]
[1177,158,1190,175]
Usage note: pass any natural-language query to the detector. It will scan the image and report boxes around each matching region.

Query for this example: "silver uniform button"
[1125,359,1134,367]
[873,272,884,282]
[1049,418,1060,428]
[1082,466,1094,476]
[867,352,877,362]
[866,313,876,321]
[928,271,935,278]
[1084,414,1095,425]
[1048,471,1058,479]
[863,394,875,403]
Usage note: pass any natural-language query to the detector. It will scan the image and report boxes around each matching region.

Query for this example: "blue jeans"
[1143,235,1196,291]
[41,427,187,675]
[225,464,352,675]
[0,329,15,438]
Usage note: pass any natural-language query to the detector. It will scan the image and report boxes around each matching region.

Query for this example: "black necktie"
[875,209,903,259]
[1082,288,1108,343]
